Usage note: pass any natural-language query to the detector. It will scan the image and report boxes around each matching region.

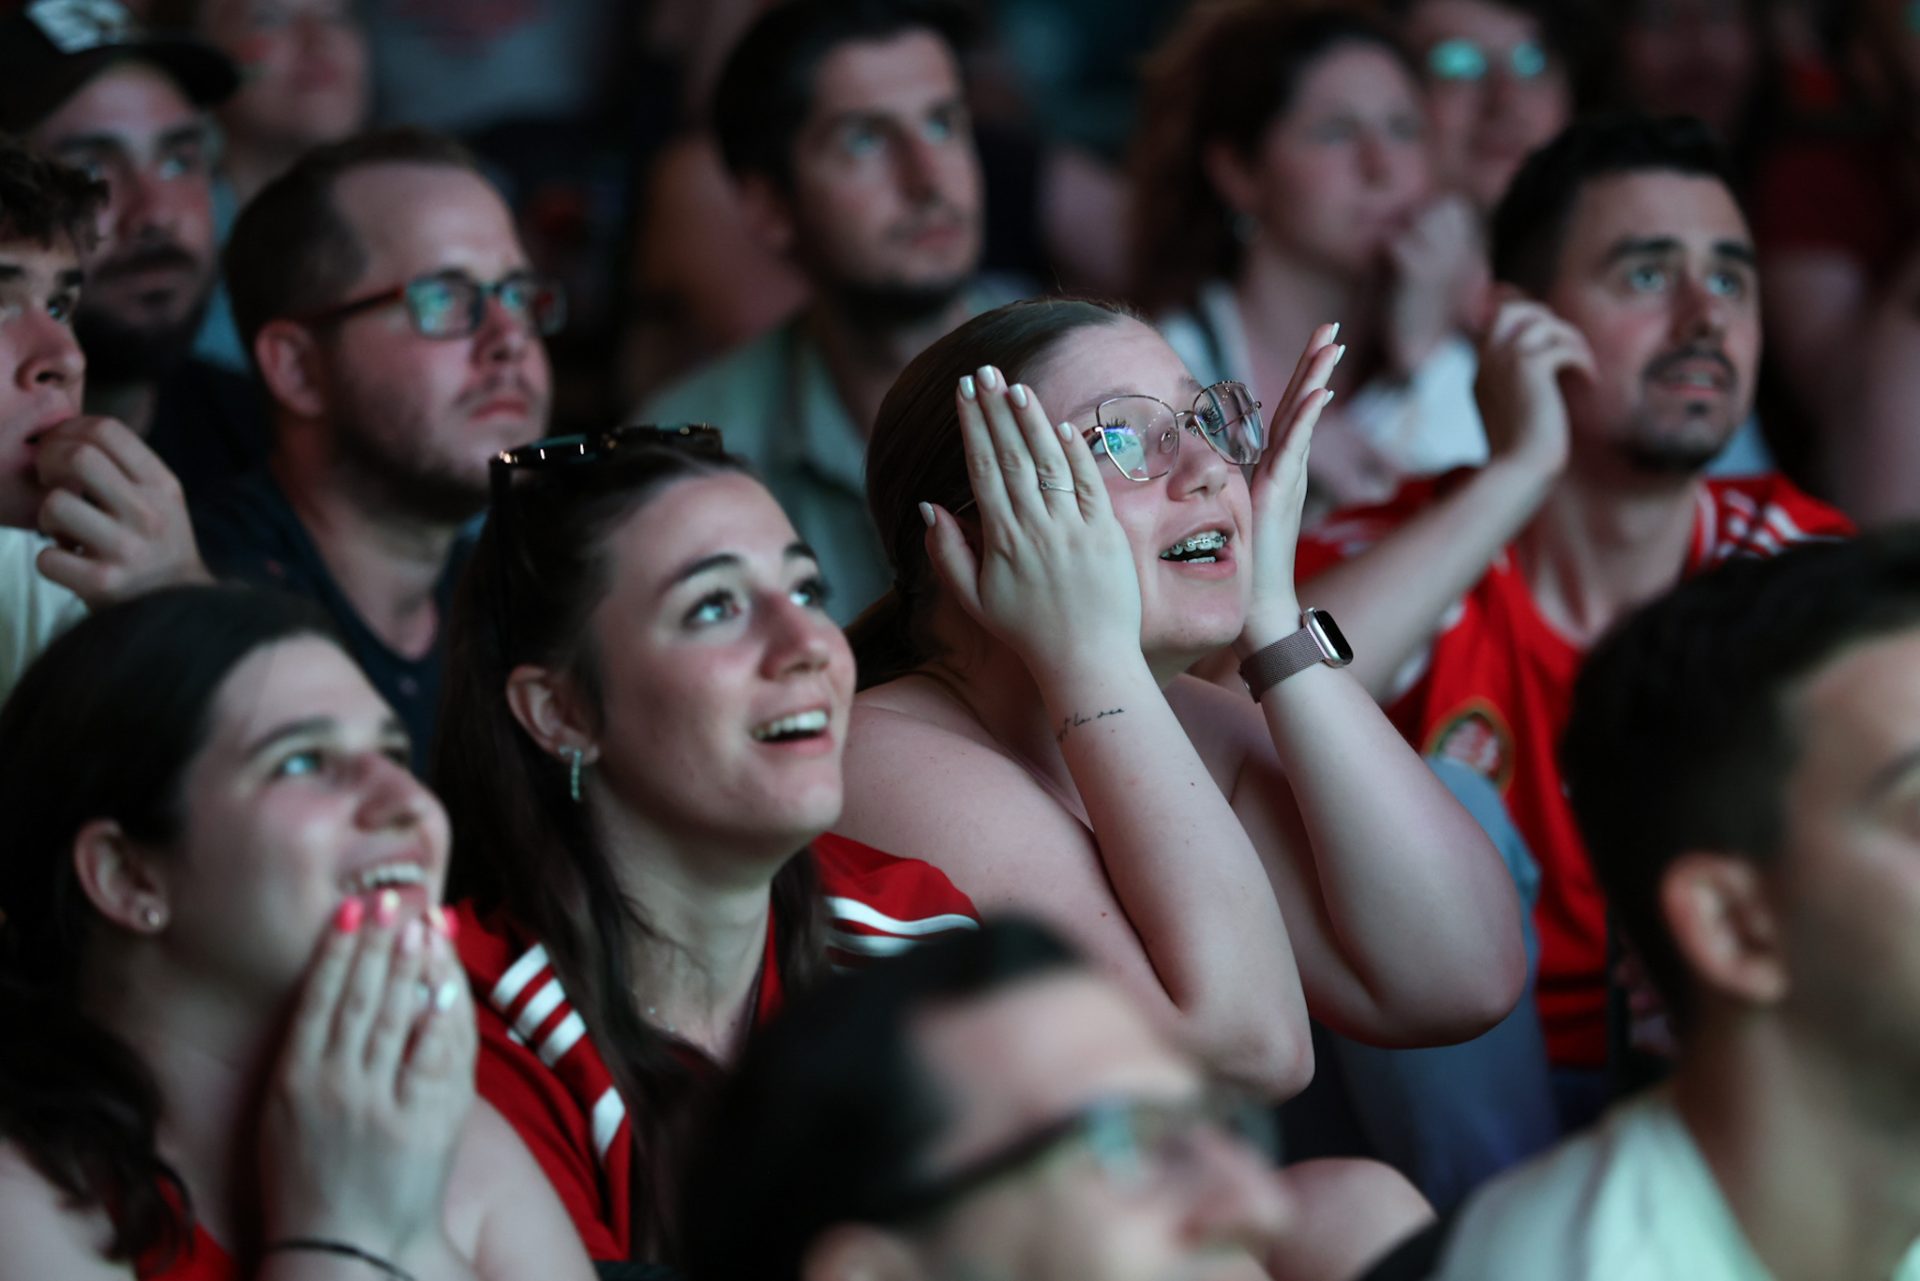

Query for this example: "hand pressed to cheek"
[1238,325,1342,648]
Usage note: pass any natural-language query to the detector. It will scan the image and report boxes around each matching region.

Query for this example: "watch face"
[1306,609,1354,666]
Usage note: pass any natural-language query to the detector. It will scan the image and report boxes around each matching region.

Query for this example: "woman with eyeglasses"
[431,429,978,1266]
[840,297,1526,1101]
[1133,5,1498,513]
[0,586,595,1281]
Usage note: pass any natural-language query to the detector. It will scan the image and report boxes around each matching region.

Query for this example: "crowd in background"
[3,0,1920,1279]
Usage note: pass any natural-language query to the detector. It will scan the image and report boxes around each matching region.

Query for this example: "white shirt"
[1435,1090,1920,1281]
[0,526,86,705]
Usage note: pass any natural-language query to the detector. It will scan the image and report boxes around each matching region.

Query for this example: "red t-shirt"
[138,1224,231,1281]
[1297,472,1852,1067]
[455,832,979,1261]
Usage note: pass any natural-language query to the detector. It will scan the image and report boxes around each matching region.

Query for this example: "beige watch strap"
[1239,625,1326,702]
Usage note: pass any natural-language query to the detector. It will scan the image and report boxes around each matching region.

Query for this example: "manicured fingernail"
[436,906,459,940]
[435,979,461,1011]
[413,981,432,1011]
[1010,383,1029,408]
[918,501,935,528]
[1056,420,1073,442]
[334,898,364,934]
[979,365,1000,391]
[1328,322,1341,342]
[401,918,425,953]
[1334,343,1347,365]
[375,889,400,926]
[959,374,976,399]
[1323,388,1337,403]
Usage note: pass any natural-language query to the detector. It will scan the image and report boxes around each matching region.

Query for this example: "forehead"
[912,973,1196,1166]
[1556,171,1749,264]
[1291,42,1421,111]
[601,470,800,584]
[1030,317,1201,423]
[804,30,962,124]
[31,62,199,145]
[330,162,524,283]
[203,636,387,754]
[0,237,83,282]
[1406,0,1541,42]
[1788,630,1920,790]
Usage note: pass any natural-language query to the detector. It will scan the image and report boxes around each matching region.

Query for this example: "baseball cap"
[0,0,239,133]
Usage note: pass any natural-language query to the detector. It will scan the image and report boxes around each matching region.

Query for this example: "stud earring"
[139,905,163,930]
[567,746,585,803]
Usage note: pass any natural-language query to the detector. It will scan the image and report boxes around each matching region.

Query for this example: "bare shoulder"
[841,681,1097,900]
[444,1101,595,1280]
[1164,672,1269,783]
[0,1143,128,1279]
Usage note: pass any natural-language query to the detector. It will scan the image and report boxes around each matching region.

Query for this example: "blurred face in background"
[198,0,370,162]
[1218,39,1432,279]
[1400,0,1572,211]
[1618,0,1761,139]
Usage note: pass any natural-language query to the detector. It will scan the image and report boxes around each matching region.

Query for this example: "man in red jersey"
[1295,115,1852,1112]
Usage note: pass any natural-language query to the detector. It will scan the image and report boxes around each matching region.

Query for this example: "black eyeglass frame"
[296,269,569,340]
[488,422,726,509]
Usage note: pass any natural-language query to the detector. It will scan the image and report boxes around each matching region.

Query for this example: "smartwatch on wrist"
[1239,608,1353,702]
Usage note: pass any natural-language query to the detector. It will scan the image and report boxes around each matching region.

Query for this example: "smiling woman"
[840,297,1528,1099]
[0,585,594,1281]
[432,426,977,1267]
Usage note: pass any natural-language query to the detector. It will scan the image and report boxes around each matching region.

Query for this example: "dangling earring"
[567,746,585,803]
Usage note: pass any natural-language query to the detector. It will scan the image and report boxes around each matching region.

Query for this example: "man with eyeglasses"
[1295,116,1851,1125]
[1381,0,1577,213]
[2,0,271,502]
[683,918,1438,1281]
[190,126,560,771]
[639,0,1024,624]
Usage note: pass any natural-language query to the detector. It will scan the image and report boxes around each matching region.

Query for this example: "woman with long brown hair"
[433,428,975,1266]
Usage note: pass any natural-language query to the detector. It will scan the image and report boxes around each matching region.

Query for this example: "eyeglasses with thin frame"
[1085,381,1264,483]
[1424,36,1550,83]
[298,269,568,340]
[861,1088,1279,1224]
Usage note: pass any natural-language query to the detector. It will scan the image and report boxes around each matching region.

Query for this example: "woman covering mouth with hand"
[432,426,977,1267]
[0,585,595,1281]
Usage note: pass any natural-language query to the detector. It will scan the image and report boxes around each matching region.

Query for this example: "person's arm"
[1305,299,1589,699]
[447,1103,596,1281]
[32,416,211,607]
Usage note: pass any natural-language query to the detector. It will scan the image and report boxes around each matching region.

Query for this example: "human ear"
[504,663,599,765]
[1201,139,1260,224]
[253,319,329,420]
[802,1223,927,1281]
[1661,851,1788,1008]
[72,819,172,935]
[736,172,799,259]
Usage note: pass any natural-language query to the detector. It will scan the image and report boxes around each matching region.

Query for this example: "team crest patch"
[1425,699,1515,790]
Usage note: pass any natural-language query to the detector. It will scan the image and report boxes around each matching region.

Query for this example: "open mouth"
[340,858,428,898]
[1159,530,1229,565]
[750,708,831,744]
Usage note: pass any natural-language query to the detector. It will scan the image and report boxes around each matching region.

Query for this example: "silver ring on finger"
[1037,478,1073,494]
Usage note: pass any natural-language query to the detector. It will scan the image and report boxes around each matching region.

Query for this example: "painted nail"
[1334,343,1348,365]
[375,888,400,927]
[434,979,461,1012]
[918,501,936,528]
[1056,420,1074,442]
[437,906,460,941]
[1328,321,1341,342]
[1010,383,1030,408]
[959,374,976,399]
[334,898,364,934]
[979,365,1000,391]
[413,981,432,1011]
[1323,388,1337,403]
[401,918,425,953]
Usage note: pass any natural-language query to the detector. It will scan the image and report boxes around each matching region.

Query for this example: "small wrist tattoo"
[1055,707,1124,744]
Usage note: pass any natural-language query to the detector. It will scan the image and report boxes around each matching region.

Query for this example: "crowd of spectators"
[2,0,1919,1278]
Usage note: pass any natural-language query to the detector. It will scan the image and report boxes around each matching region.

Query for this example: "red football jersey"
[138,1223,231,1281]
[456,833,979,1261]
[1298,472,1852,1067]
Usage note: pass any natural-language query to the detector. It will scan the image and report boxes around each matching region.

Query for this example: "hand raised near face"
[1238,324,1341,651]
[1472,293,1595,479]
[259,894,476,1272]
[1386,194,1488,374]
[33,416,212,607]
[920,366,1141,681]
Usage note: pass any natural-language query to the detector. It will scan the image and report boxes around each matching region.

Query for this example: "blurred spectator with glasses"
[190,127,561,770]
[1134,3,1491,515]
[684,918,1439,1281]
[2,0,271,500]
[1379,0,1579,215]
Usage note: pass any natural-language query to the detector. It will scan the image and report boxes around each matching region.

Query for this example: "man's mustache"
[1644,345,1735,383]
[91,243,202,283]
